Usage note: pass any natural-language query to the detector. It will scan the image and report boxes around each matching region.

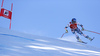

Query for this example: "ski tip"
[93,37,95,39]
[91,37,95,41]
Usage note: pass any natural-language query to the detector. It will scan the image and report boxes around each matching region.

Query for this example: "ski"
[77,41,87,44]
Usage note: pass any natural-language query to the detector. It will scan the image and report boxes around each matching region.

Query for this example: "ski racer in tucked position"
[65,18,94,42]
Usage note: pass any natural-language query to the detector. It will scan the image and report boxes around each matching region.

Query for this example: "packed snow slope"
[0,27,100,56]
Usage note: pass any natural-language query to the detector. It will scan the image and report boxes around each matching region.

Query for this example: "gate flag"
[0,8,12,19]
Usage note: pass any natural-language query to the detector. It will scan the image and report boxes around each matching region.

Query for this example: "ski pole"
[61,32,66,38]
[84,29,100,35]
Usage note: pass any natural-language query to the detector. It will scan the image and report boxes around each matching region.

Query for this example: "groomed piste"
[0,27,100,56]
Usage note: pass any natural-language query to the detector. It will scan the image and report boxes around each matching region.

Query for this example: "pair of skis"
[61,32,94,44]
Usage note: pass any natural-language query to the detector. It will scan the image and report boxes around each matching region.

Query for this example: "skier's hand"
[66,30,68,33]
[82,28,85,31]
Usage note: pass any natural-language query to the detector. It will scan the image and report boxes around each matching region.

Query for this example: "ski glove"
[82,28,85,31]
[66,30,68,33]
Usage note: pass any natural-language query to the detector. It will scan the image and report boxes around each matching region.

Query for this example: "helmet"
[72,18,76,21]
[72,18,76,24]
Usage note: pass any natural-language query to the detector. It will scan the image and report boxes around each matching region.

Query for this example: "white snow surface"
[0,27,100,56]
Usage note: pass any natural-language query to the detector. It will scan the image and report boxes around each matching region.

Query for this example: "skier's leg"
[76,28,83,35]
[74,32,82,42]
[76,28,92,41]
[72,29,82,42]
[71,29,79,40]
[84,35,92,41]
[80,33,93,41]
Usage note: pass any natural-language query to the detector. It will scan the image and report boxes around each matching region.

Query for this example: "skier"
[65,18,93,42]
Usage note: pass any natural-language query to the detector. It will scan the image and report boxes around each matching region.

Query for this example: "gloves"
[65,27,68,33]
[82,28,85,31]
[66,30,68,33]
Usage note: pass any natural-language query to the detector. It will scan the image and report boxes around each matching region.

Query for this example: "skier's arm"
[65,24,70,29]
[77,22,83,27]
[77,22,84,30]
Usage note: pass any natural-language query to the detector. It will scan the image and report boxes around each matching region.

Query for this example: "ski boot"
[77,38,82,42]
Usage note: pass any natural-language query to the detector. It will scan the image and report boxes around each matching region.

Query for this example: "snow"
[0,27,100,56]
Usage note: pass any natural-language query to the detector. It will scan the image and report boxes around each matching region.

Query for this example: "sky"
[0,0,100,48]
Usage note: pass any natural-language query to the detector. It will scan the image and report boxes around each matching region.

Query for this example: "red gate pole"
[1,0,4,8]
[9,3,13,29]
